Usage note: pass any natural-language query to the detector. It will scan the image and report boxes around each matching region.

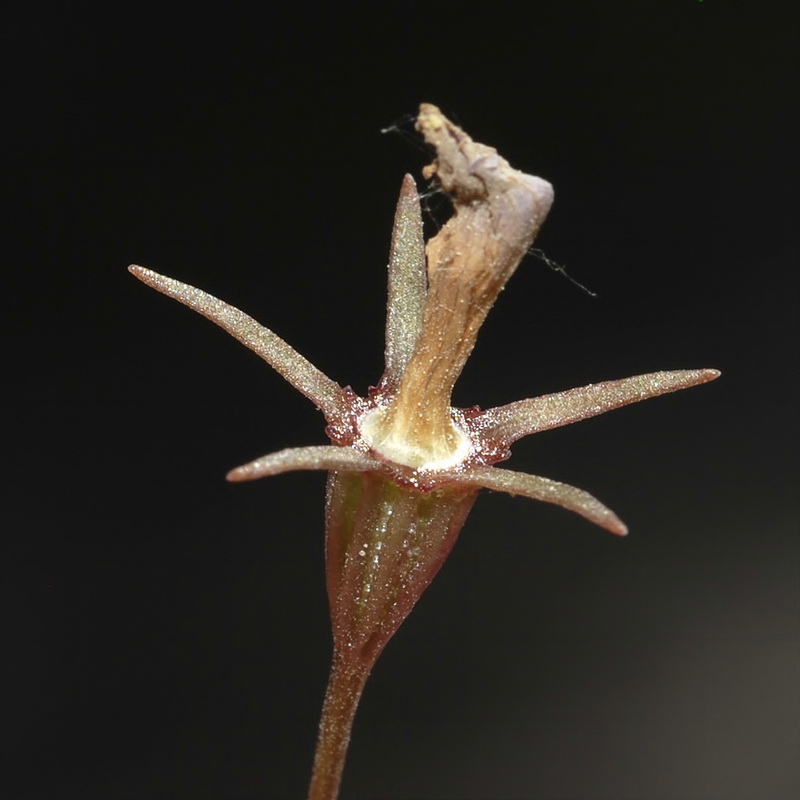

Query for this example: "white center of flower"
[359,405,472,471]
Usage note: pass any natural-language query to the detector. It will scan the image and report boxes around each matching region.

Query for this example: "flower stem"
[307,650,371,800]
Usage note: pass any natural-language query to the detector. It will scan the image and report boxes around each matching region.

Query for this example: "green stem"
[307,650,371,800]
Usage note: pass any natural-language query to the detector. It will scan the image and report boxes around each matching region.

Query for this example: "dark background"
[4,3,797,799]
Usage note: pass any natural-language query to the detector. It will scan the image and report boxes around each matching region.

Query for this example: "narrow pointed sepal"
[382,175,427,390]
[128,265,345,419]
[453,466,628,535]
[226,445,382,482]
[478,369,720,445]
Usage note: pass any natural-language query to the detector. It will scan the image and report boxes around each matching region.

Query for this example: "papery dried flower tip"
[362,105,556,470]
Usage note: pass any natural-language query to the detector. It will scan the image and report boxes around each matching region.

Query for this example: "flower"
[130,104,717,535]
[130,104,719,800]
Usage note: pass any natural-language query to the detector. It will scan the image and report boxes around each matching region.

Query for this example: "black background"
[4,3,797,799]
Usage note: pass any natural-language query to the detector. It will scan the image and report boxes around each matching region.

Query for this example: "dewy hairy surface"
[130,104,719,533]
[129,102,719,800]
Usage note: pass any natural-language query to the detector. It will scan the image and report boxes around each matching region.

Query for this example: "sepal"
[477,369,720,446]
[128,265,345,418]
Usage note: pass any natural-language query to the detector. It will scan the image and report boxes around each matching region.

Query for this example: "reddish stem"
[307,650,371,800]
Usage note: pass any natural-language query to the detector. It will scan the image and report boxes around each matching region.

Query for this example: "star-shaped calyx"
[130,104,717,536]
[130,104,718,800]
